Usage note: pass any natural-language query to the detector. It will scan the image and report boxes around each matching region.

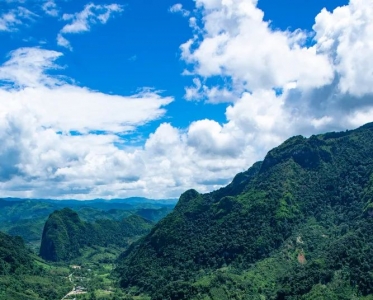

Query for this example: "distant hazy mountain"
[0,197,176,251]
[0,197,177,206]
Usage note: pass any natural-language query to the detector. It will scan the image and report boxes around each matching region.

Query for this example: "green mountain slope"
[0,232,34,275]
[116,123,373,299]
[0,232,70,300]
[135,207,173,222]
[40,208,153,262]
[0,198,174,252]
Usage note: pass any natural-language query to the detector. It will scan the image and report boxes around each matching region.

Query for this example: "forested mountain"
[0,197,176,223]
[40,208,153,262]
[0,232,34,276]
[117,123,373,299]
[0,232,70,299]
[135,207,173,222]
[0,198,174,251]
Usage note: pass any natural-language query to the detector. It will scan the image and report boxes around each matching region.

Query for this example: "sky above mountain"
[1,0,372,199]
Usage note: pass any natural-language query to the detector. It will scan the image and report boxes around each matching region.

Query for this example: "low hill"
[116,123,373,299]
[40,208,153,262]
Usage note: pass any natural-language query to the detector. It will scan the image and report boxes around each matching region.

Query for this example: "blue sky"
[0,0,372,199]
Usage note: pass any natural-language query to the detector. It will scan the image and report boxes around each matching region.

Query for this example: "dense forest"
[0,198,174,251]
[0,232,70,299]
[40,208,153,262]
[0,198,175,299]
[116,122,373,299]
[0,232,35,276]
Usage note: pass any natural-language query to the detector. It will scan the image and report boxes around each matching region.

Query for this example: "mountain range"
[0,197,176,251]
[2,123,373,299]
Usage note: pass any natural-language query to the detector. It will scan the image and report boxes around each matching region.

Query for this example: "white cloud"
[181,0,334,93]
[142,123,247,196]
[0,48,173,199]
[56,33,72,50]
[0,12,21,32]
[187,119,243,156]
[42,0,59,17]
[57,3,123,49]
[169,3,190,17]
[0,7,36,31]
[184,78,203,100]
[2,0,373,200]
[61,3,123,33]
[185,78,237,103]
[0,48,172,134]
[314,0,373,96]
[0,47,62,88]
[0,45,253,199]
[168,0,373,196]
[179,0,373,135]
[4,0,27,3]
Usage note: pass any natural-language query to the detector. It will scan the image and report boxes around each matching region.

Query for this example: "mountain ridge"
[116,122,373,299]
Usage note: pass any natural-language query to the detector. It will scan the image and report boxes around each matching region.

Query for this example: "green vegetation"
[0,198,174,299]
[0,231,71,299]
[40,208,153,262]
[0,198,174,252]
[135,207,173,222]
[116,123,373,299]
[4,123,373,299]
[0,231,34,275]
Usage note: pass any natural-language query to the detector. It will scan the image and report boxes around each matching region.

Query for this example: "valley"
[0,198,175,252]
[0,198,176,299]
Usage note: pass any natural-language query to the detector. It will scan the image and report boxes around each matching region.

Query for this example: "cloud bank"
[1,0,373,199]
[0,48,173,198]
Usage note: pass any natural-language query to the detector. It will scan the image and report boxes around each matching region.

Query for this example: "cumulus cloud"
[179,0,373,149]
[158,0,373,197]
[0,48,173,198]
[2,0,373,200]
[181,0,334,93]
[57,3,123,49]
[314,0,373,96]
[0,45,251,198]
[142,123,249,196]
